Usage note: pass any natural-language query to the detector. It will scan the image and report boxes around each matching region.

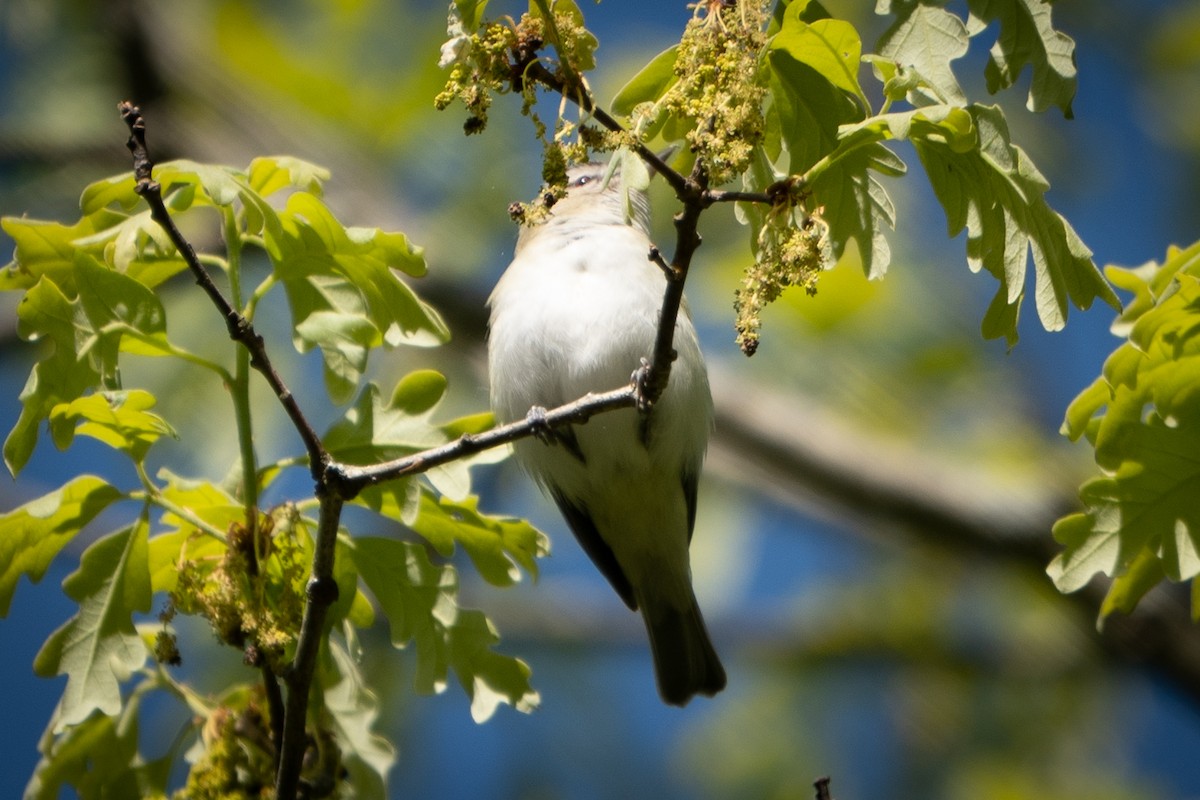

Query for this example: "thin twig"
[118,101,330,488]
[331,385,637,495]
[524,61,690,198]
[707,188,775,204]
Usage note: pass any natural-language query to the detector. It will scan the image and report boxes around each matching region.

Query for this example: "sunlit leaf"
[25,682,164,800]
[325,373,449,461]
[773,10,868,111]
[4,278,101,475]
[1051,243,1200,620]
[410,492,549,586]
[453,0,490,32]
[446,609,539,723]
[323,637,395,799]
[911,104,1119,344]
[34,517,152,731]
[611,45,678,117]
[49,390,176,463]
[348,537,458,696]
[266,193,447,403]
[0,476,123,617]
[809,139,902,280]
[875,3,969,105]
[247,155,330,198]
[74,251,170,362]
[0,212,124,293]
[532,0,598,73]
[966,0,1077,117]
[347,537,537,720]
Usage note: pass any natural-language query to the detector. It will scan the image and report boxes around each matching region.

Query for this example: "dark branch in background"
[417,267,1200,713]
[706,369,1200,708]
[814,776,833,800]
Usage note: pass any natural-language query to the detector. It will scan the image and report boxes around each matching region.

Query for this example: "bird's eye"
[572,174,592,188]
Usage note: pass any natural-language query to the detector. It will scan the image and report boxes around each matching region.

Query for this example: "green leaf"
[446,608,539,723]
[1099,547,1166,623]
[348,537,458,695]
[1048,507,1120,594]
[154,159,245,207]
[332,536,377,631]
[79,173,141,216]
[810,140,902,280]
[532,0,598,73]
[326,373,480,511]
[325,373,449,460]
[875,3,969,105]
[1051,243,1200,617]
[768,45,861,172]
[347,537,538,720]
[74,251,170,363]
[0,211,125,293]
[247,155,330,198]
[911,104,1119,344]
[0,476,123,617]
[410,492,549,586]
[322,636,396,799]
[34,517,152,731]
[966,0,1078,118]
[5,282,99,474]
[25,681,162,800]
[266,193,447,403]
[453,0,490,32]
[147,471,243,594]
[611,45,679,117]
[770,0,831,35]
[772,12,869,112]
[49,390,176,463]
[1105,242,1200,337]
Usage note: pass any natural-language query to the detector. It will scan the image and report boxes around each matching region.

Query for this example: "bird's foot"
[632,358,654,413]
[525,405,554,444]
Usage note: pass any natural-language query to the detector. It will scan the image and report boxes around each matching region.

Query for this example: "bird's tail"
[641,590,726,706]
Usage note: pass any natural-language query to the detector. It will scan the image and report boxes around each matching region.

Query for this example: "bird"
[487,158,726,705]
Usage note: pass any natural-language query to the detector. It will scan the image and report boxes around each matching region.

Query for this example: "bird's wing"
[549,488,637,610]
[683,466,700,545]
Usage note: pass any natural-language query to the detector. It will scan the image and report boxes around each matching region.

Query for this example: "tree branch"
[331,386,636,496]
[119,102,330,487]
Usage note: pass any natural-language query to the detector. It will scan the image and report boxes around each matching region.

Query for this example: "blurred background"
[2,0,1199,797]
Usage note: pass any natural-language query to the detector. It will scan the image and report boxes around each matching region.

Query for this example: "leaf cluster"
[1,156,547,797]
[1049,241,1200,624]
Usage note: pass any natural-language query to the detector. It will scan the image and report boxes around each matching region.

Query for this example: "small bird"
[487,159,726,705]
